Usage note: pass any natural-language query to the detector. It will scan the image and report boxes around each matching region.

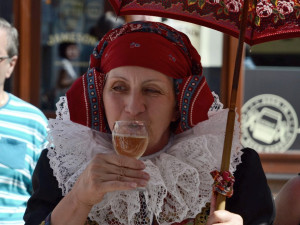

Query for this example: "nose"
[124,91,146,117]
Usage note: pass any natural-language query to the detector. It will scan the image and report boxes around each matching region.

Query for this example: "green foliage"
[198,0,206,9]
[279,13,285,20]
[220,0,226,7]
[255,15,260,26]
[271,0,278,7]
[296,10,300,19]
[272,8,279,14]
[217,7,223,14]
[224,7,229,15]
[188,0,198,5]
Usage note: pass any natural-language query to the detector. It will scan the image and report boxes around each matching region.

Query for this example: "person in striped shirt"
[0,17,48,224]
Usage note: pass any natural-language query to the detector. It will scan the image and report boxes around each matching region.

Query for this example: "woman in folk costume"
[24,21,274,225]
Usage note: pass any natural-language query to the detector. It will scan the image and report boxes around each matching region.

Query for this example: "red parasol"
[108,0,300,212]
[109,0,300,45]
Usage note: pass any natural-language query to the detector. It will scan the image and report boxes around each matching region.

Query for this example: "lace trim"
[55,96,70,121]
[47,94,242,225]
[209,92,224,114]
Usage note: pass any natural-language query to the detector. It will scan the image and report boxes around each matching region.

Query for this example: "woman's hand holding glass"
[70,122,150,207]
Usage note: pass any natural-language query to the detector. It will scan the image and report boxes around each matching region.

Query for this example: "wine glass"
[112,120,149,159]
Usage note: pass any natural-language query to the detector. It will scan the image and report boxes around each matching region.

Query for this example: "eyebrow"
[106,75,128,81]
[106,74,169,84]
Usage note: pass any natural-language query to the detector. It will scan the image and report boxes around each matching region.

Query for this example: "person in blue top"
[0,17,48,224]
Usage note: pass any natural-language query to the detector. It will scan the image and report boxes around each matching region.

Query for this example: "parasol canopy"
[109,0,300,45]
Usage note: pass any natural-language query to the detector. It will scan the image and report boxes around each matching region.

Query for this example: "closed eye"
[143,87,163,95]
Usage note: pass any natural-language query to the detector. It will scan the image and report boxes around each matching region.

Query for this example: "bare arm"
[274,175,300,225]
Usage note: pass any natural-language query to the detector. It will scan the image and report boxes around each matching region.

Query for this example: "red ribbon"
[210,170,235,197]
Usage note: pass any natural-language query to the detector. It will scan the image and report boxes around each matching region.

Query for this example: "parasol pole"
[215,0,250,210]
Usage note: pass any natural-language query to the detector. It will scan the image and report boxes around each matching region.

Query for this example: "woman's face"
[103,66,177,156]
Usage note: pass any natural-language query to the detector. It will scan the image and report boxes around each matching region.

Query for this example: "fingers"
[206,210,243,225]
[98,180,139,193]
[72,153,150,206]
[98,171,149,187]
[91,153,150,182]
[98,153,146,170]
[89,153,150,189]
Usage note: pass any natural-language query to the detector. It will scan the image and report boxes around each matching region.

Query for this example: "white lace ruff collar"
[47,95,243,225]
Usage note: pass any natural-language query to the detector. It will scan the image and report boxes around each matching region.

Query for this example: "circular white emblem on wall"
[241,94,299,153]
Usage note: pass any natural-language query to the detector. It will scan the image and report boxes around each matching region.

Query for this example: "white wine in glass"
[112,121,149,159]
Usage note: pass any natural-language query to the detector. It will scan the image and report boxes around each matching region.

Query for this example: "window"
[40,0,124,113]
[242,39,300,192]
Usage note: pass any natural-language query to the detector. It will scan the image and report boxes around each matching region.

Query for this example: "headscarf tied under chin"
[66,21,214,134]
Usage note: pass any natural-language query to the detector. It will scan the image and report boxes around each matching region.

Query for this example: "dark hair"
[58,42,77,59]
[0,17,19,57]
[89,11,124,39]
